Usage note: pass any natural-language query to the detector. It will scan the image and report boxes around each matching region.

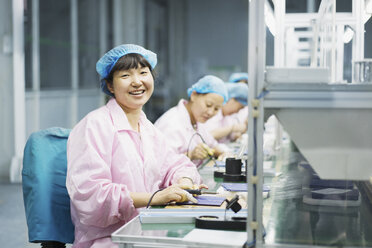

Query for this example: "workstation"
[112,0,372,247]
[1,0,372,248]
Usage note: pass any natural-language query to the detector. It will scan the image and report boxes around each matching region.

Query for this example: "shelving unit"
[247,0,372,247]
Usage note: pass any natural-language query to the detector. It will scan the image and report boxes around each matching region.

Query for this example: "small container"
[353,59,372,83]
[225,158,242,175]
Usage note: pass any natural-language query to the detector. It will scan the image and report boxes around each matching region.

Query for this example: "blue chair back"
[22,127,74,244]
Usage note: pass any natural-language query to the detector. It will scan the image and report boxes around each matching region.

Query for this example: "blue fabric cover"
[22,127,74,243]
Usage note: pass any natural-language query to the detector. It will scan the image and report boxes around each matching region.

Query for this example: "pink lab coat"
[202,106,249,143]
[154,99,220,167]
[234,106,249,123]
[66,98,201,248]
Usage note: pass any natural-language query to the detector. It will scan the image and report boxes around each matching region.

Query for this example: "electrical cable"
[256,89,269,99]
[186,132,218,166]
[146,188,164,209]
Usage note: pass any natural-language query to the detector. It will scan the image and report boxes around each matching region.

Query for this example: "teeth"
[130,90,145,95]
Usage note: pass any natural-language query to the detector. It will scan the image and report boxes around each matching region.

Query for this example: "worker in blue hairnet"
[66,44,206,248]
[229,72,249,84]
[202,83,248,143]
[155,75,228,167]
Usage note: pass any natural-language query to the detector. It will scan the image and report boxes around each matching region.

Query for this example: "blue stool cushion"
[22,127,74,243]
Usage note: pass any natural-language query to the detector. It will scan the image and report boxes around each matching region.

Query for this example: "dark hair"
[105,53,155,84]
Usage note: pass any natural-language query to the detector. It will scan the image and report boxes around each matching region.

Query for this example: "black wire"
[186,132,217,166]
[256,89,269,99]
[186,132,206,156]
[146,188,164,209]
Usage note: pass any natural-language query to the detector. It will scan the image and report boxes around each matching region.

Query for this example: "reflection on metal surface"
[354,59,372,84]
[265,83,372,181]
[264,143,372,247]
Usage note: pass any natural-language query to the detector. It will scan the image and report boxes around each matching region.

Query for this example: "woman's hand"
[131,181,208,207]
[230,132,242,141]
[150,185,197,205]
[177,177,209,191]
[231,123,247,134]
[189,143,212,160]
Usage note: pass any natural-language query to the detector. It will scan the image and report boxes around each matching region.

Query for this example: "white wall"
[0,0,14,181]
[0,0,104,182]
[25,90,102,136]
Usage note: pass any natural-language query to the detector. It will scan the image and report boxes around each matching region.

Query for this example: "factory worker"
[228,72,249,129]
[154,75,228,167]
[229,72,249,84]
[66,44,205,248]
[202,83,248,143]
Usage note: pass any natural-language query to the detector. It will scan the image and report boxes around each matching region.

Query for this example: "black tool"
[225,195,241,213]
[185,189,202,195]
[195,195,246,231]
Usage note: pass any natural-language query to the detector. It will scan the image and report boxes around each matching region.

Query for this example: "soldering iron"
[184,189,202,195]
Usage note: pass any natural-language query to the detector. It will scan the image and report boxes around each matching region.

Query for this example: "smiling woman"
[65,44,206,248]
[105,54,155,129]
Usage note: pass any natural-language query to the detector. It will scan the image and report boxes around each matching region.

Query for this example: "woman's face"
[108,66,154,112]
[190,92,224,123]
[222,98,244,116]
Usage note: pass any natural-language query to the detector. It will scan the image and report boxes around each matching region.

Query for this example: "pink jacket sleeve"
[66,117,137,228]
[155,129,202,187]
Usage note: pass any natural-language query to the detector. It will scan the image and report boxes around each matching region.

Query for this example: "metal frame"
[10,0,26,183]
[264,84,372,109]
[273,0,366,83]
[248,0,371,246]
[31,0,40,131]
[70,0,79,127]
[247,0,266,245]
[112,209,248,248]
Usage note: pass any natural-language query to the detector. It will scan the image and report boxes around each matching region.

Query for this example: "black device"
[184,189,202,195]
[195,195,247,231]
[223,158,246,182]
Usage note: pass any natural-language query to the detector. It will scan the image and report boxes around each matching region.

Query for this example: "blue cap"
[187,75,228,104]
[225,82,249,106]
[96,44,157,96]
[228,72,249,83]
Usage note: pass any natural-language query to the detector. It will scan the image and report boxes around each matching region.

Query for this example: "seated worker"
[228,72,249,84]
[154,75,228,167]
[66,44,206,248]
[202,82,248,143]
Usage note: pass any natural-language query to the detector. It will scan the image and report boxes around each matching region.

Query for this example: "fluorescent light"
[343,26,354,43]
[366,0,372,14]
[265,0,276,36]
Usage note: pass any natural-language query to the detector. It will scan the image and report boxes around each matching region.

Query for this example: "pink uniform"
[154,99,220,167]
[202,106,248,143]
[234,106,249,123]
[66,98,201,248]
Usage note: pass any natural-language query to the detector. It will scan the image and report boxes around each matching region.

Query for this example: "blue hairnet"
[96,44,157,96]
[187,75,228,104]
[225,82,249,106]
[228,72,249,83]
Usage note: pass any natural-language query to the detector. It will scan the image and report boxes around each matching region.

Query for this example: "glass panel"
[144,0,170,122]
[264,138,372,247]
[24,0,32,89]
[343,38,352,83]
[336,0,352,12]
[39,0,71,89]
[78,0,101,89]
